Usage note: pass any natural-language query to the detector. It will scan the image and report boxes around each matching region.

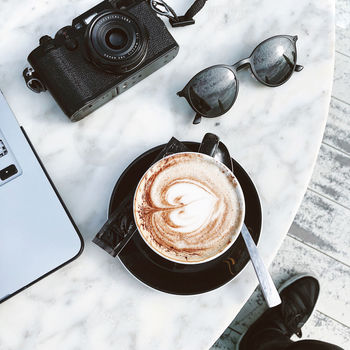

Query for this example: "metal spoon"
[215,141,233,172]
[216,142,281,308]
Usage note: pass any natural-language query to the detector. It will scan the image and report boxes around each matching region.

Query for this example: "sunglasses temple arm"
[176,88,203,125]
[295,64,304,72]
[177,88,186,97]
[193,113,202,124]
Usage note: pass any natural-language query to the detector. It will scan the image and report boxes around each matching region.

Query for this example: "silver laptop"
[0,91,83,303]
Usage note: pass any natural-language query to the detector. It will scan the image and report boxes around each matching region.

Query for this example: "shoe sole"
[234,273,320,350]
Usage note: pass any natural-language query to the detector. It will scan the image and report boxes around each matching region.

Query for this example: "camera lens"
[85,10,149,74]
[105,28,128,50]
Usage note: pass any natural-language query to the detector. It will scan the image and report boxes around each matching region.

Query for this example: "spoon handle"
[241,224,281,308]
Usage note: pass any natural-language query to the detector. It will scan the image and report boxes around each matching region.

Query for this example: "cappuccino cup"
[133,135,245,264]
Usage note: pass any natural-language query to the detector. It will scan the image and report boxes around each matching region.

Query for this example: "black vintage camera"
[23,0,179,121]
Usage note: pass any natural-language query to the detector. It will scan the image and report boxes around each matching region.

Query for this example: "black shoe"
[236,274,320,350]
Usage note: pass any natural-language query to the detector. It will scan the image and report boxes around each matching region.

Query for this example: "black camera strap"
[150,0,208,27]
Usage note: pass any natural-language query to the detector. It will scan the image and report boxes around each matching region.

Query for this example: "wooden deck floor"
[211,1,350,348]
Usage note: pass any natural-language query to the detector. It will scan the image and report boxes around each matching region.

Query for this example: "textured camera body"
[27,0,179,121]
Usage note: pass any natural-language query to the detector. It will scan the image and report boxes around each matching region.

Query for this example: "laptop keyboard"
[0,130,22,185]
[0,139,8,158]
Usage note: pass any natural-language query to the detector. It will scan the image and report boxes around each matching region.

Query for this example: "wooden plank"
[309,144,350,210]
[210,328,241,350]
[336,28,350,58]
[333,52,350,104]
[336,0,350,56]
[299,311,350,349]
[290,191,350,265]
[324,98,350,155]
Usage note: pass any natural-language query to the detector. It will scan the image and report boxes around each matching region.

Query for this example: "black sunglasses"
[178,35,304,124]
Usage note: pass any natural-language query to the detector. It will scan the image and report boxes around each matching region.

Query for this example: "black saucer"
[108,142,262,295]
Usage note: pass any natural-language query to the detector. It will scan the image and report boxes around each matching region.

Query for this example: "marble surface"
[0,0,334,349]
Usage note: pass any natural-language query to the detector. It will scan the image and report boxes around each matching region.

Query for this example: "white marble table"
[0,0,334,349]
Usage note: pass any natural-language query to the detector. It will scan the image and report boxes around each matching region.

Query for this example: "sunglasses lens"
[252,37,296,86]
[187,67,237,118]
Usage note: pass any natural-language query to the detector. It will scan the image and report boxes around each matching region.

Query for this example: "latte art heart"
[134,153,244,263]
[163,179,218,234]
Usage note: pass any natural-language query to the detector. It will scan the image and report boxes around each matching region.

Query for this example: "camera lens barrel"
[85,10,149,74]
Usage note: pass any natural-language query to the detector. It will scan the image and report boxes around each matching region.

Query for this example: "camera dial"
[85,9,149,74]
[55,26,78,51]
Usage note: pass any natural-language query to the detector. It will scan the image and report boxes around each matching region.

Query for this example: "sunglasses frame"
[178,35,303,124]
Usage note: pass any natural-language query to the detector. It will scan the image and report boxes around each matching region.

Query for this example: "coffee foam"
[134,153,244,263]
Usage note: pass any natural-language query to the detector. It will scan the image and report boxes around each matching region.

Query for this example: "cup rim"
[133,151,246,265]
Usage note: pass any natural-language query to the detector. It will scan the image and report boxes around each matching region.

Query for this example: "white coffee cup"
[133,151,245,264]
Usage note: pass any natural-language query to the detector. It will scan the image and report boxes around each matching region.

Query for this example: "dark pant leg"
[256,329,344,350]
[285,339,344,350]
